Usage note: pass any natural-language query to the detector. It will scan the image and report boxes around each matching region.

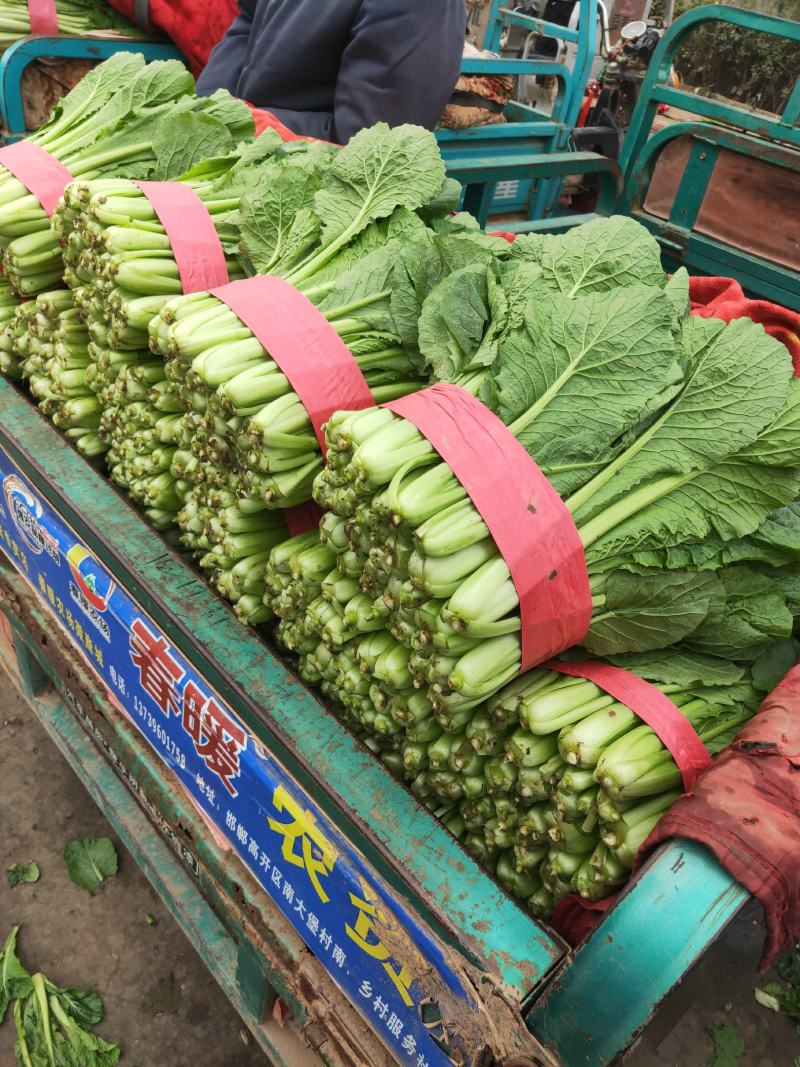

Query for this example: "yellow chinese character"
[4,531,11,548]
[11,541,19,559]
[38,575,47,595]
[56,597,64,616]
[19,554,28,573]
[74,620,83,641]
[94,646,104,668]
[267,785,338,903]
[46,586,55,606]
[66,610,74,630]
[345,880,414,1007]
[84,632,93,655]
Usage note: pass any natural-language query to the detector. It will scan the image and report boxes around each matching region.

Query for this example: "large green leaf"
[239,165,323,274]
[526,215,666,297]
[417,263,492,381]
[0,927,32,1024]
[605,648,745,686]
[493,285,679,495]
[686,566,794,661]
[313,123,446,254]
[63,837,118,894]
[152,113,234,182]
[43,51,145,135]
[584,569,722,654]
[571,316,793,524]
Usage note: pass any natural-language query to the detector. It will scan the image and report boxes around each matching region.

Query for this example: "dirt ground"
[1,683,799,1067]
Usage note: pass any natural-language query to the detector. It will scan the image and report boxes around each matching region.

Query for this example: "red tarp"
[636,669,800,972]
[107,0,237,76]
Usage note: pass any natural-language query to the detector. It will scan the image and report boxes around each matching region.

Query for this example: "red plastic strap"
[28,0,58,34]
[385,384,592,671]
[134,181,229,294]
[544,659,712,790]
[0,142,72,217]
[210,275,374,452]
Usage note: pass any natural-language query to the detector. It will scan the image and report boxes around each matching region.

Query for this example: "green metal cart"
[0,7,798,1066]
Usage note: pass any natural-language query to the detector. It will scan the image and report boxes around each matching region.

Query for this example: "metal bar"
[620,5,800,176]
[532,0,599,218]
[437,122,559,146]
[0,36,183,139]
[650,84,800,147]
[782,76,800,129]
[461,58,571,78]
[496,8,580,44]
[526,841,748,1066]
[666,140,719,229]
[631,212,800,312]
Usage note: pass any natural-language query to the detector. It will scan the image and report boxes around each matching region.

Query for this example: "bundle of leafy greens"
[0,926,120,1066]
[0,52,254,296]
[309,216,800,713]
[0,0,138,53]
[143,123,504,621]
[48,135,317,516]
[261,214,800,909]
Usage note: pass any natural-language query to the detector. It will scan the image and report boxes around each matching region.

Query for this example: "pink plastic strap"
[284,501,325,537]
[134,181,229,294]
[385,384,592,671]
[544,659,713,790]
[0,141,72,217]
[27,0,58,34]
[210,275,374,452]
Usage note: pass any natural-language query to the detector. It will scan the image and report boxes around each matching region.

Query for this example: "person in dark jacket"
[197,0,467,143]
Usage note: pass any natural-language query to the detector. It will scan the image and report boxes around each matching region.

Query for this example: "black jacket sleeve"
[331,0,466,143]
[196,0,255,97]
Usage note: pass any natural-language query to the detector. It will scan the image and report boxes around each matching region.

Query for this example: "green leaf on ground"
[63,837,119,893]
[6,862,40,888]
[0,926,32,1024]
[707,1021,746,1067]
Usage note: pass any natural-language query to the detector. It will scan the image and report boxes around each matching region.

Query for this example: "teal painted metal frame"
[616,5,800,309]
[438,0,600,221]
[527,842,747,1064]
[0,35,184,140]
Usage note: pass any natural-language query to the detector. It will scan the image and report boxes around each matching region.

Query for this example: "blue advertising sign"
[0,446,475,1067]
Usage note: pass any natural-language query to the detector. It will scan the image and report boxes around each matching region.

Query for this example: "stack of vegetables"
[144,124,506,620]
[11,288,106,458]
[0,66,796,919]
[0,0,139,53]
[51,137,306,531]
[0,51,255,300]
[264,217,800,913]
[0,53,255,525]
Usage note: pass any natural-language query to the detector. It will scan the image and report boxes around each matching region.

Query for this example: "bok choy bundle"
[0,52,254,296]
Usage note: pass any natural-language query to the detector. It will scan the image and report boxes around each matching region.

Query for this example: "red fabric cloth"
[106,0,237,76]
[688,276,800,371]
[244,103,315,144]
[634,669,800,972]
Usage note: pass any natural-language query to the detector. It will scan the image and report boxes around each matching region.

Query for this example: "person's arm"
[331,0,466,143]
[196,0,257,97]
